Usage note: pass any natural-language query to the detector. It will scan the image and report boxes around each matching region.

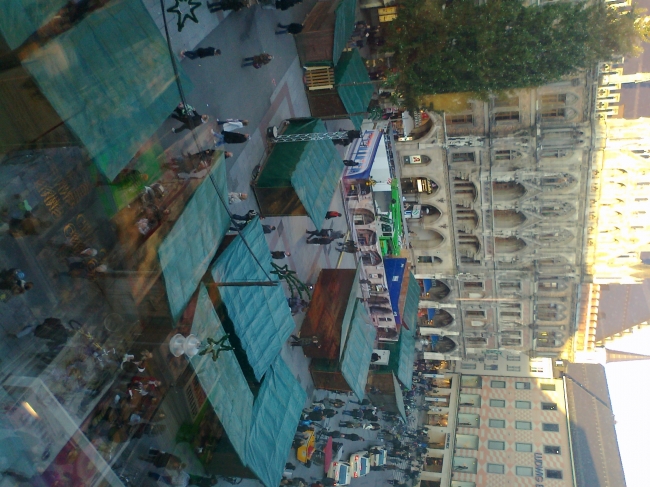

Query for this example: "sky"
[604,327,650,487]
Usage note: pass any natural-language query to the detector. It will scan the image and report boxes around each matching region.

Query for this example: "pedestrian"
[140,449,183,469]
[337,240,358,253]
[342,409,363,419]
[325,211,342,219]
[231,210,257,222]
[328,398,345,408]
[271,250,290,259]
[0,268,33,297]
[306,236,335,245]
[339,421,362,429]
[262,224,276,234]
[363,422,381,430]
[180,47,221,60]
[171,104,209,133]
[207,0,246,11]
[229,221,248,232]
[276,22,303,35]
[350,398,371,405]
[215,129,251,144]
[228,192,248,204]
[242,53,273,68]
[290,334,320,348]
[343,159,360,167]
[276,0,302,10]
[217,118,249,132]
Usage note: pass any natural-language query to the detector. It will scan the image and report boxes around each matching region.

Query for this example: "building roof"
[340,301,377,399]
[340,264,362,359]
[1,0,68,48]
[256,118,344,229]
[210,218,295,381]
[565,363,626,487]
[605,348,650,364]
[401,272,421,336]
[189,285,254,460]
[159,154,230,322]
[21,0,187,181]
[247,355,307,487]
[596,281,650,342]
[396,328,416,389]
[392,373,408,422]
[335,50,374,127]
[332,0,357,65]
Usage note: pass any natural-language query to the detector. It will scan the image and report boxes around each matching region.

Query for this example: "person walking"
[140,449,183,469]
[207,0,246,12]
[271,250,290,259]
[242,53,273,68]
[276,22,303,35]
[217,118,249,132]
[231,210,257,222]
[325,211,342,220]
[306,235,335,245]
[262,224,276,234]
[339,421,362,429]
[350,398,371,405]
[180,47,221,60]
[171,104,209,133]
[213,129,251,144]
[228,192,248,204]
[290,334,320,348]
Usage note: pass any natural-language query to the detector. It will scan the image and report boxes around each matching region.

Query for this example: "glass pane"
[516,467,534,476]
[516,443,533,452]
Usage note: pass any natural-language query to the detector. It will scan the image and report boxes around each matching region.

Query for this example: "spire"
[605,348,650,364]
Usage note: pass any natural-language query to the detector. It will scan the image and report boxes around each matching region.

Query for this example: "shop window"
[401,177,437,194]
[515,382,531,390]
[491,381,506,388]
[516,466,534,477]
[488,440,505,450]
[543,423,560,432]
[452,152,475,163]
[542,402,558,411]
[447,114,474,125]
[490,399,505,407]
[489,419,506,428]
[487,464,505,474]
[544,446,561,455]
[515,401,531,409]
[546,470,563,479]
[516,443,533,452]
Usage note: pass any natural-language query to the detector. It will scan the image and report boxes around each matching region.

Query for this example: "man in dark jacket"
[222,131,251,144]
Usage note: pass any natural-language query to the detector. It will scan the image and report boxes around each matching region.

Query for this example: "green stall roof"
[0,0,68,49]
[158,155,230,322]
[257,119,344,229]
[339,264,362,360]
[246,355,307,487]
[211,218,295,381]
[340,302,377,399]
[396,328,416,389]
[401,272,421,336]
[22,0,190,181]
[333,0,357,65]
[189,285,254,461]
[335,50,374,125]
[392,373,408,422]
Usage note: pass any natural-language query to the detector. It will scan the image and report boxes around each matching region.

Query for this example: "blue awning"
[159,155,231,322]
[402,272,421,336]
[430,335,440,347]
[384,258,407,324]
[392,373,408,422]
[397,328,416,389]
[21,0,190,181]
[340,302,377,399]
[189,285,254,461]
[427,308,437,320]
[247,355,307,487]
[340,264,362,359]
[211,218,295,381]
[422,279,433,292]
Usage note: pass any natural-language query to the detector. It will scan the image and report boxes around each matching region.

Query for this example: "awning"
[210,218,295,381]
[392,373,408,422]
[1,0,67,48]
[158,154,230,322]
[340,302,377,399]
[189,285,254,461]
[21,0,190,181]
[340,264,362,359]
[427,308,437,320]
[397,327,416,389]
[332,0,357,65]
[323,437,334,472]
[422,279,433,293]
[402,112,415,137]
[402,272,421,336]
[335,50,374,126]
[384,258,407,324]
[246,355,307,487]
[256,119,344,229]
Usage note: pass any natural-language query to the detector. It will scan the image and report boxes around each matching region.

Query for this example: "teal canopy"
[340,302,377,399]
[247,355,307,487]
[392,373,408,422]
[21,0,190,181]
[159,155,230,322]
[335,50,374,123]
[397,328,416,389]
[189,285,254,460]
[339,264,362,359]
[0,0,68,49]
[211,218,295,381]
[402,272,421,336]
[333,0,357,65]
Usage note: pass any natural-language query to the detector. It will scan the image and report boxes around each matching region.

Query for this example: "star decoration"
[166,0,202,32]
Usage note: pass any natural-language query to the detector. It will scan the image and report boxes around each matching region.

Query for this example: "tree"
[387,0,643,104]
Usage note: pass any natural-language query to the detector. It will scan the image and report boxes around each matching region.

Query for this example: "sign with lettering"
[343,130,383,180]
[534,452,544,486]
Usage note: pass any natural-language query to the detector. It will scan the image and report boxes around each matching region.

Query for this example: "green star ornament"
[167,0,202,32]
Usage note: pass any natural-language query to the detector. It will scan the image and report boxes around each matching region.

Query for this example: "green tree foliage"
[388,0,642,101]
